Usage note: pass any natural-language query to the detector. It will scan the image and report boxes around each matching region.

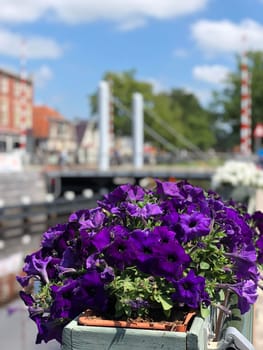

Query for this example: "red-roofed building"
[32,105,77,164]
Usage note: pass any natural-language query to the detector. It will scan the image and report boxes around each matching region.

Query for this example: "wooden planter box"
[61,305,254,350]
[61,316,208,350]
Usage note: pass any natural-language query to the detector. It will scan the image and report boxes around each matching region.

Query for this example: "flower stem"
[214,290,230,341]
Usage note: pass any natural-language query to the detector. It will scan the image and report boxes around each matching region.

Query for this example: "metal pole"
[132,93,144,169]
[108,79,115,159]
[98,81,110,171]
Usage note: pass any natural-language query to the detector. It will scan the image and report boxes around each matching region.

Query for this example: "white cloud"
[0,28,63,59]
[33,65,53,88]
[0,0,208,29]
[193,65,230,84]
[117,18,146,31]
[192,19,263,54]
[142,77,168,94]
[0,0,49,23]
[184,85,212,106]
[173,48,189,58]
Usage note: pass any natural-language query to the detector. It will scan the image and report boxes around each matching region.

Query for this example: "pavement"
[0,298,59,350]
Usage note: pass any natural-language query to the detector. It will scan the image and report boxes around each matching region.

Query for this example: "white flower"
[212,161,263,189]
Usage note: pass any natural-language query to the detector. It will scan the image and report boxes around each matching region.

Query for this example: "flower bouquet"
[17,179,263,345]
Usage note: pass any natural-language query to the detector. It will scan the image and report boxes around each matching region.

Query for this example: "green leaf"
[158,295,173,311]
[200,262,210,270]
[200,306,210,319]
[219,289,226,301]
[123,280,134,291]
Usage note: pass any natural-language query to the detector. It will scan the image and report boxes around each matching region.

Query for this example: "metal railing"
[0,195,101,243]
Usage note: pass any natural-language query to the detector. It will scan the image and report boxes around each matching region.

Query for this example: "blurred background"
[1,0,263,349]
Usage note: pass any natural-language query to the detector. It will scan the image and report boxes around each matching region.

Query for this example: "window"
[57,122,64,136]
[0,77,9,94]
[15,81,23,97]
[26,85,32,99]
[0,98,9,126]
[14,103,20,128]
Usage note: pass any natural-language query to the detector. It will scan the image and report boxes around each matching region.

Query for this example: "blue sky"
[1,0,263,120]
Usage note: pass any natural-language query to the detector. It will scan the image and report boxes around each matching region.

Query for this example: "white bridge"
[97,80,204,171]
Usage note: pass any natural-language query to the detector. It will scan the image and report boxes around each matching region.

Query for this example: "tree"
[210,51,263,151]
[89,70,215,152]
[90,70,154,136]
[148,90,214,150]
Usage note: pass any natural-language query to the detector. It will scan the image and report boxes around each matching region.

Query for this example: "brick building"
[0,69,33,152]
[32,105,77,164]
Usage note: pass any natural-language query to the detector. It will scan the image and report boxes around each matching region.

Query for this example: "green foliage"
[89,70,215,151]
[107,267,174,319]
[90,70,154,136]
[187,227,233,304]
[210,51,263,151]
[147,90,214,150]
[105,204,237,321]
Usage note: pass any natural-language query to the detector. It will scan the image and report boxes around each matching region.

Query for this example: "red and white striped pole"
[240,51,252,155]
[247,71,252,152]
[19,39,27,151]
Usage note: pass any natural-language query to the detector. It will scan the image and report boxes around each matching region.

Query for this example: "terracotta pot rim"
[78,311,196,333]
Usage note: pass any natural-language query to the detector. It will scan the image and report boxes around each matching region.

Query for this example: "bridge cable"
[143,107,205,159]
[113,97,180,154]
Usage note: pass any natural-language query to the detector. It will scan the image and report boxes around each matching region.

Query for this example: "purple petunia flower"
[98,183,146,209]
[152,226,177,244]
[23,250,55,284]
[179,182,206,203]
[124,202,162,219]
[256,236,263,264]
[19,290,35,307]
[16,178,263,345]
[179,212,211,241]
[128,229,160,273]
[155,179,184,198]
[16,274,34,288]
[104,235,134,270]
[85,255,115,283]
[228,280,258,314]
[125,202,141,217]
[78,208,106,230]
[172,270,210,309]
[141,203,163,218]
[41,224,67,249]
[129,298,149,310]
[216,207,253,249]
[151,241,191,279]
[225,246,259,283]
[34,317,62,344]
[91,225,130,253]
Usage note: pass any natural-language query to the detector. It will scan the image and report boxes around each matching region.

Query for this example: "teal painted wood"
[61,317,207,350]
[220,295,254,343]
[186,317,208,350]
[241,307,254,343]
